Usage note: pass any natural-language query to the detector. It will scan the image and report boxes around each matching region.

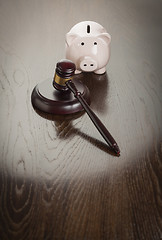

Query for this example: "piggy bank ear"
[66,33,78,46]
[98,33,111,45]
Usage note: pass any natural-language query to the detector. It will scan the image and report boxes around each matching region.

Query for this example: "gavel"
[53,59,120,156]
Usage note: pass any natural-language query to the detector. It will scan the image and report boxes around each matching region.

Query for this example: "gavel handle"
[66,80,120,155]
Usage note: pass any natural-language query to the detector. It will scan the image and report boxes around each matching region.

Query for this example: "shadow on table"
[75,71,109,113]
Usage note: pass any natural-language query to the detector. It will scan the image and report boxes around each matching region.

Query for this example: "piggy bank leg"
[75,69,82,74]
[94,67,106,74]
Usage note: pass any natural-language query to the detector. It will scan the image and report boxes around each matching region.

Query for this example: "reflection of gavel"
[53,60,120,156]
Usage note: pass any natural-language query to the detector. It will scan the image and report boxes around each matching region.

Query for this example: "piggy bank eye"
[94,42,97,45]
[81,42,84,45]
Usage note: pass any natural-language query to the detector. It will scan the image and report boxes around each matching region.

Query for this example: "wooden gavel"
[53,59,120,156]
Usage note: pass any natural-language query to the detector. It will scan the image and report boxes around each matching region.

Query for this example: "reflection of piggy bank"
[65,21,111,74]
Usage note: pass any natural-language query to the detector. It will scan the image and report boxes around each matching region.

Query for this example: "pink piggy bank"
[65,21,111,74]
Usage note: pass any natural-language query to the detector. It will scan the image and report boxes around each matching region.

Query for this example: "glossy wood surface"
[0,0,162,239]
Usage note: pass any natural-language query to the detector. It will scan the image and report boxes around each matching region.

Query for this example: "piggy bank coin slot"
[87,25,90,33]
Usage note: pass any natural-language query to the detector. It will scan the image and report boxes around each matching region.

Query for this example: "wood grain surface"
[0,0,162,239]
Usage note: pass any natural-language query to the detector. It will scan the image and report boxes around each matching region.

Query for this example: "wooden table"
[0,0,161,239]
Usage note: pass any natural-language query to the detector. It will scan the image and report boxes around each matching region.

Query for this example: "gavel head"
[53,59,76,91]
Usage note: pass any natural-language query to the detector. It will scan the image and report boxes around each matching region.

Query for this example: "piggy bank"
[65,21,111,74]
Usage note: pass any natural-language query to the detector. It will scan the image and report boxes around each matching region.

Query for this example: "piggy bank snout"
[79,57,97,72]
